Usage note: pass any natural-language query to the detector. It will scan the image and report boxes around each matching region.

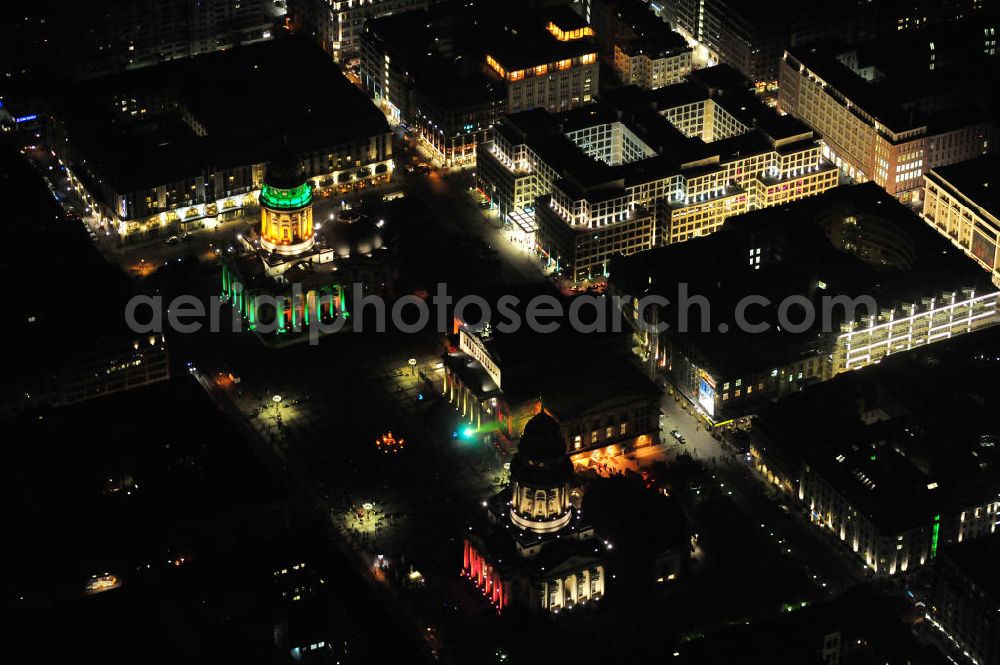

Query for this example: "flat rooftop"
[447,296,659,415]
[698,0,867,26]
[786,21,1000,136]
[609,0,690,59]
[941,532,1000,604]
[483,6,597,71]
[786,43,925,133]
[754,325,1000,534]
[495,64,807,204]
[676,585,947,664]
[54,36,389,192]
[1,141,143,381]
[610,183,997,376]
[366,0,596,94]
[927,155,1000,219]
[363,7,505,110]
[537,353,661,420]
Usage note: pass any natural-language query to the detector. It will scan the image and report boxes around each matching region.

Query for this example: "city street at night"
[5,2,1000,664]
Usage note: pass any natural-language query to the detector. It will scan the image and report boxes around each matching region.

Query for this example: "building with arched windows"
[443,322,661,465]
[49,37,393,245]
[258,162,316,257]
[461,413,608,613]
[222,151,349,341]
[221,148,398,342]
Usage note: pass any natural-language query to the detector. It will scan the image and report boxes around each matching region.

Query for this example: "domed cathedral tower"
[221,142,351,340]
[509,413,574,533]
[258,146,315,256]
[461,412,607,614]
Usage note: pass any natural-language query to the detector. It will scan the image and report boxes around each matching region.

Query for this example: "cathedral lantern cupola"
[509,413,574,534]
[258,146,315,256]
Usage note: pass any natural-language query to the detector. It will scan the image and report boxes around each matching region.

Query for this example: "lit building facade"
[485,7,599,115]
[478,66,838,283]
[442,325,660,458]
[1,130,173,419]
[60,336,171,406]
[289,0,431,61]
[879,0,989,35]
[832,289,999,373]
[486,50,599,116]
[53,38,393,244]
[6,301,172,415]
[359,3,596,167]
[47,0,283,79]
[359,8,505,167]
[591,0,693,90]
[673,587,950,663]
[922,156,1000,288]
[6,334,172,418]
[259,181,316,257]
[611,184,1000,423]
[664,0,874,86]
[749,328,1000,576]
[779,40,996,204]
[461,413,606,613]
[790,466,1000,576]
[613,44,692,90]
[221,152,351,340]
[924,535,1000,665]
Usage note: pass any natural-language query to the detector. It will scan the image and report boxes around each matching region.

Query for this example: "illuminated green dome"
[259,182,312,210]
[260,143,312,210]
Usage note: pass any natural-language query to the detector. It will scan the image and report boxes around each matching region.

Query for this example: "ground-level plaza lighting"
[85,573,121,595]
[272,394,282,403]
[376,431,405,454]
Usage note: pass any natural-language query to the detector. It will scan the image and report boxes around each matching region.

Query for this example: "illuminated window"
[558,59,571,70]
[535,64,548,76]
[581,53,596,65]
[546,22,595,41]
[486,55,506,78]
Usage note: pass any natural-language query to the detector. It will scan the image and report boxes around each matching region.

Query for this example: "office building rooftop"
[754,325,1000,534]
[53,37,389,193]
